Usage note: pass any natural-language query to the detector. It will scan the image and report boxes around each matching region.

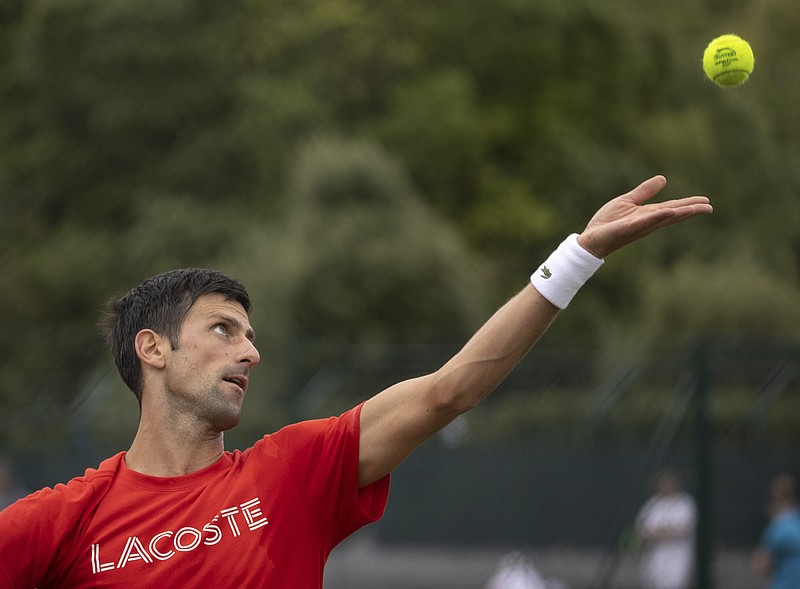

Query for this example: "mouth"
[222,375,248,393]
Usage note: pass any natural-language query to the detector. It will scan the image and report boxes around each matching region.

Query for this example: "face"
[655,473,679,495]
[160,293,260,431]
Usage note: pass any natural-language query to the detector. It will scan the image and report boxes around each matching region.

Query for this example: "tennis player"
[0,176,711,588]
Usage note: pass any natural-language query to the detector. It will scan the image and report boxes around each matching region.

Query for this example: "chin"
[217,415,241,431]
[210,406,241,431]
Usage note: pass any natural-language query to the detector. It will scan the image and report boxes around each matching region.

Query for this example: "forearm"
[427,232,608,412]
[359,176,712,487]
[640,526,693,543]
[428,284,559,414]
[358,284,559,486]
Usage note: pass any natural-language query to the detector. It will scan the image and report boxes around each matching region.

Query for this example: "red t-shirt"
[0,404,389,588]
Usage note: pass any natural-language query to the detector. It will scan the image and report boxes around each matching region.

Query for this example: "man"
[483,551,561,589]
[0,176,712,588]
[752,473,800,589]
[635,469,697,589]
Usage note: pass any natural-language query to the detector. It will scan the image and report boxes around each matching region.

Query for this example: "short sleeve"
[0,475,109,588]
[0,454,123,588]
[267,403,390,548]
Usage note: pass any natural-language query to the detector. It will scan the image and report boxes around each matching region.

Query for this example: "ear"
[134,329,168,369]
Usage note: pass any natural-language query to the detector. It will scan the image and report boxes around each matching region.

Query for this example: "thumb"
[627,175,667,204]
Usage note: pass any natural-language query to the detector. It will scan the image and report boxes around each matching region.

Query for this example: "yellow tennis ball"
[703,34,755,87]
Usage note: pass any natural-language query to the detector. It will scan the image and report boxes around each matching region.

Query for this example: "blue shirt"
[762,508,800,589]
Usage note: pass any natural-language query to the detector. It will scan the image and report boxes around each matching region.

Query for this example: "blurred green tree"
[1,0,799,452]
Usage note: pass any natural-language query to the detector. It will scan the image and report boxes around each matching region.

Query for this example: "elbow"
[427,370,485,418]
[439,394,480,418]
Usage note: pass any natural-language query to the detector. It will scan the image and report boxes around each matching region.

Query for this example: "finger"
[632,203,713,235]
[626,175,667,205]
[652,202,714,221]
[652,195,712,210]
[673,201,714,215]
[620,200,710,236]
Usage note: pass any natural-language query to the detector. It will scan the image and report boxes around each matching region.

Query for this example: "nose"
[240,338,261,367]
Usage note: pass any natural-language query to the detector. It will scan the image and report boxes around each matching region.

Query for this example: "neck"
[125,410,227,477]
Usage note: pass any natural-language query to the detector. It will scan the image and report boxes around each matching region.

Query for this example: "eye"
[212,324,228,336]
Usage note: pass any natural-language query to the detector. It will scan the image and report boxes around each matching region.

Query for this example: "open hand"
[577,176,713,259]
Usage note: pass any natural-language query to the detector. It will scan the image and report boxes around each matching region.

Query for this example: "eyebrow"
[209,313,256,342]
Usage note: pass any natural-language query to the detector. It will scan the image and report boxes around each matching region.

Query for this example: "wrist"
[530,233,604,309]
[576,233,605,259]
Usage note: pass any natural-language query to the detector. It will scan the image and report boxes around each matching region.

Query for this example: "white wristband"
[530,233,604,309]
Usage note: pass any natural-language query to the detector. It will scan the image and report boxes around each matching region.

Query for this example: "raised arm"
[358,176,712,487]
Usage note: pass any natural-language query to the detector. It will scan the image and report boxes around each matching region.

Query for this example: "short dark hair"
[98,268,251,401]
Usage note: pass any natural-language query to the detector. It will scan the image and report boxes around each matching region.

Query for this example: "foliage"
[1,0,799,451]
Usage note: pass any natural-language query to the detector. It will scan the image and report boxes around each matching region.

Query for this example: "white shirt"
[635,491,697,589]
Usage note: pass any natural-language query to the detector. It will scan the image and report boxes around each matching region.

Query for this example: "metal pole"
[694,343,714,589]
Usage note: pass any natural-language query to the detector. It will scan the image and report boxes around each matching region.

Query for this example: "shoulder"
[772,509,800,534]
[0,453,126,586]
[246,404,365,475]
[676,492,697,512]
[5,453,122,519]
[265,404,363,448]
[762,511,796,546]
[637,496,659,516]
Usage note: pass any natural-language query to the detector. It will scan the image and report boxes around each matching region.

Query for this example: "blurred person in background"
[0,455,29,511]
[483,551,567,589]
[0,177,711,588]
[751,473,800,589]
[634,469,696,589]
